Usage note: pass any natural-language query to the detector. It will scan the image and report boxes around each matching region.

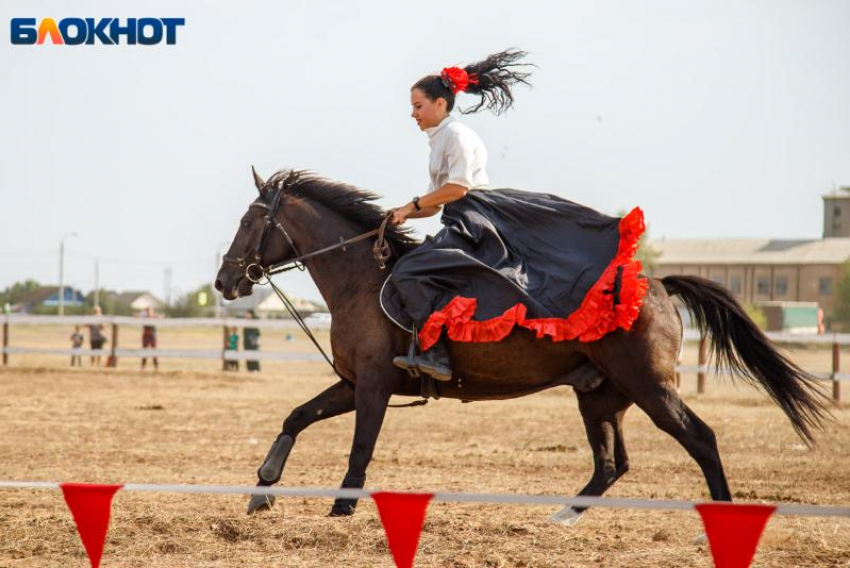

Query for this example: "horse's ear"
[251,166,265,194]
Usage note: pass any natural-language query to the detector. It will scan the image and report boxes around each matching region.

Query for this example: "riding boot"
[393,334,453,382]
[416,335,453,381]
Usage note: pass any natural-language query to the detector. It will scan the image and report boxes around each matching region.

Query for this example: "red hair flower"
[440,67,479,94]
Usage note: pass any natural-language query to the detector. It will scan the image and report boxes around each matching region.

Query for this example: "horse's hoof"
[328,502,356,517]
[692,532,707,546]
[247,494,275,515]
[549,506,583,526]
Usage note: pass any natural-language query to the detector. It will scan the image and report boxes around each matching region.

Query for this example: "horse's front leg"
[247,380,356,515]
[329,375,392,516]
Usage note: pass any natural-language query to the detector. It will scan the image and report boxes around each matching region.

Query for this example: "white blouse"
[424,115,490,193]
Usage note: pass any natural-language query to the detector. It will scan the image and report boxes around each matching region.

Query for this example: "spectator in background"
[70,326,84,367]
[224,326,239,371]
[139,306,161,370]
[243,310,261,372]
[88,306,106,366]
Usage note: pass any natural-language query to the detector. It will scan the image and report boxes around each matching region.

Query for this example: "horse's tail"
[661,275,831,445]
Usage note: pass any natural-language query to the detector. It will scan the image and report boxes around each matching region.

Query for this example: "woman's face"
[410,88,447,131]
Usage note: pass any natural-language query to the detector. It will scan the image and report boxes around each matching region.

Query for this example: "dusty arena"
[0,326,848,567]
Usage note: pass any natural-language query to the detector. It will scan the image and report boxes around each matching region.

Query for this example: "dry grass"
[0,327,848,567]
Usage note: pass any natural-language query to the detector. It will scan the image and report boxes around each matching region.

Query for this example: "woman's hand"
[390,203,416,226]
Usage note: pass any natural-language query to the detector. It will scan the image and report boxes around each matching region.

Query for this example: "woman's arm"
[405,204,441,219]
[391,183,468,224]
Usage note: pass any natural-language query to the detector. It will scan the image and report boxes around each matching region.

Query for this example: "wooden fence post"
[106,323,118,368]
[697,334,707,394]
[832,341,841,404]
[2,320,8,366]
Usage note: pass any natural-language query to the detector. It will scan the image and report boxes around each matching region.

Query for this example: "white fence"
[0,315,845,400]
[0,314,330,366]
[0,314,331,330]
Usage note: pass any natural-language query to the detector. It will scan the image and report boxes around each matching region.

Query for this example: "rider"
[390,50,532,381]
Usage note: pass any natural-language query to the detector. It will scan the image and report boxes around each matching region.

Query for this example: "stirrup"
[392,328,421,378]
[414,356,453,382]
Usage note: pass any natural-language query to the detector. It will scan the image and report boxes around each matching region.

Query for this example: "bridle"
[221,170,394,285]
[221,171,302,283]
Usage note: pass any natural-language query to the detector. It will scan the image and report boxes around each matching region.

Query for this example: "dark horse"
[215,169,829,519]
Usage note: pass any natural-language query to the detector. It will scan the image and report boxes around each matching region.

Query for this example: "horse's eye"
[241,220,251,228]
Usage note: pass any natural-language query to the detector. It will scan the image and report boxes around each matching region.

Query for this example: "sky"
[1,0,848,304]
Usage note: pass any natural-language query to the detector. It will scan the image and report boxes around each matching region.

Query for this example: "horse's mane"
[267,169,421,257]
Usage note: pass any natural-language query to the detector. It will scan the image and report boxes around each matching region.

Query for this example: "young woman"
[387,49,646,382]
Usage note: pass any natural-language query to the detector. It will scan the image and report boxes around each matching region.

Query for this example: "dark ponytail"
[412,49,534,116]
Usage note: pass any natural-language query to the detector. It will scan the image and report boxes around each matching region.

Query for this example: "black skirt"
[380,188,648,351]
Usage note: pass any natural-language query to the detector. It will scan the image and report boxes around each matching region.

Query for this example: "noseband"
[221,172,394,284]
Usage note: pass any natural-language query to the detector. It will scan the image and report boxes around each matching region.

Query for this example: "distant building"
[13,286,85,313]
[256,291,326,318]
[221,288,272,316]
[111,291,164,312]
[650,187,850,329]
[221,288,327,318]
[823,189,850,238]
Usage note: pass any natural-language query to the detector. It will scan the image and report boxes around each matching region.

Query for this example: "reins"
[265,212,394,275]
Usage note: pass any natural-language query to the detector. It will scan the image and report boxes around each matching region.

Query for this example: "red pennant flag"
[372,492,434,568]
[60,483,123,568]
[695,503,777,568]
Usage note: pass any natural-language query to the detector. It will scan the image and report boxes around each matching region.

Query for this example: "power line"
[64,250,211,267]
[0,249,213,266]
[0,250,54,258]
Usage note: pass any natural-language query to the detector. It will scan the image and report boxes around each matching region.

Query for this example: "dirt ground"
[0,326,848,567]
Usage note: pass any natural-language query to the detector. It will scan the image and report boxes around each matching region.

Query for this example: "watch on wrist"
[412,196,422,211]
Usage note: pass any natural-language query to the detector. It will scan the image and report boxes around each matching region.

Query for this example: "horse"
[214,168,829,520]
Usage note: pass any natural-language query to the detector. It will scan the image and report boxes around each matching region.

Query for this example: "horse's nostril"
[214,279,224,292]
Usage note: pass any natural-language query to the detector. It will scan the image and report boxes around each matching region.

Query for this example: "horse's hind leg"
[648,383,731,501]
[614,377,731,545]
[551,380,633,525]
[613,374,732,503]
[247,380,356,514]
[592,279,731,503]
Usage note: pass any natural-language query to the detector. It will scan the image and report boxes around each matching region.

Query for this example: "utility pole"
[163,266,173,307]
[94,259,100,309]
[58,232,78,316]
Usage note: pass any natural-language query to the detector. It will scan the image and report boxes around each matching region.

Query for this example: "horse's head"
[214,167,301,300]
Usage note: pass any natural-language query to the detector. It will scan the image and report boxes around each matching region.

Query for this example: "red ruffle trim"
[418,207,649,351]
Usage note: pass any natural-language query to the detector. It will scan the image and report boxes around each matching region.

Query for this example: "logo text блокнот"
[10,18,185,45]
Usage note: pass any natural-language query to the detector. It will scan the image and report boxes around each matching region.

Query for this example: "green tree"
[743,302,768,330]
[83,290,128,315]
[32,303,89,316]
[0,279,41,306]
[832,260,850,326]
[165,284,217,318]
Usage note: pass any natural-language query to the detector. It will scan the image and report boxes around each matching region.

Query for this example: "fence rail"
[0,314,331,330]
[0,315,844,401]
[0,314,331,370]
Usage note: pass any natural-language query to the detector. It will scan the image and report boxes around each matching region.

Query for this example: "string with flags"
[1,480,847,568]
